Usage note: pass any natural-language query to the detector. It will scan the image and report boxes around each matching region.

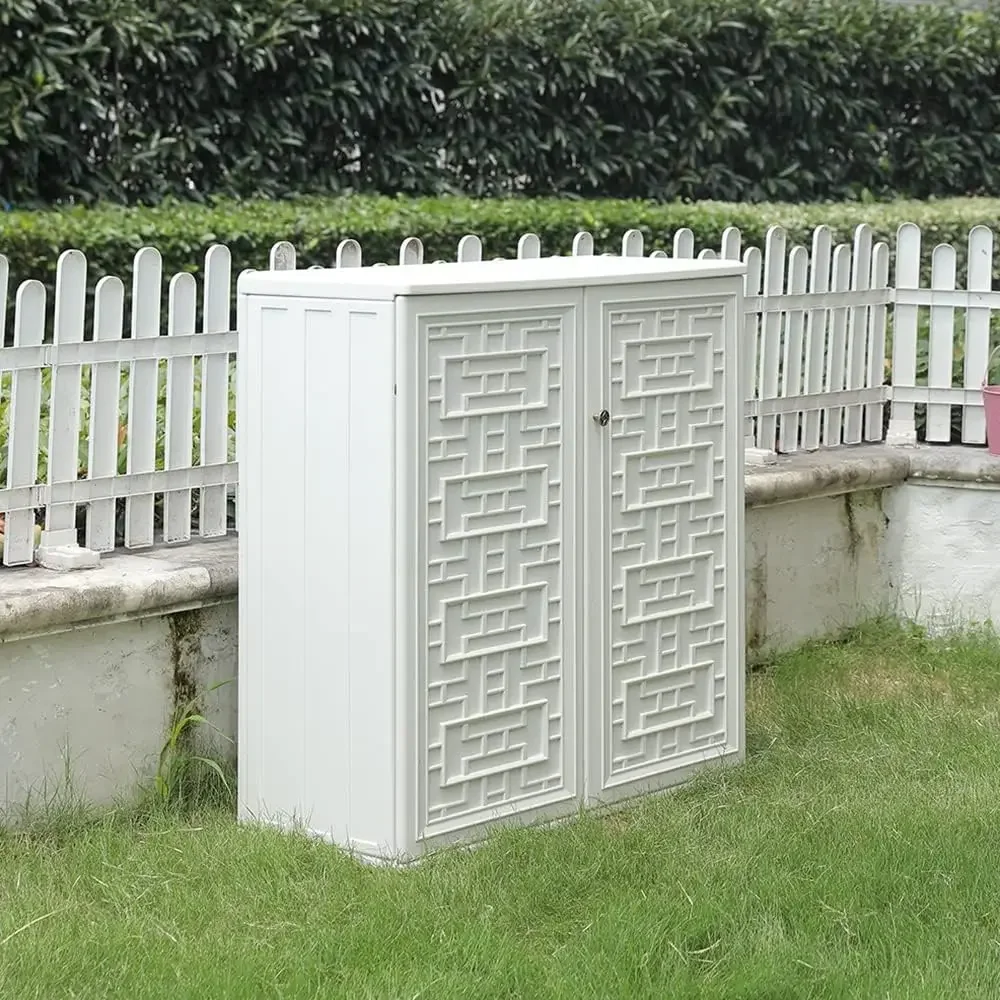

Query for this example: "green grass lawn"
[4,621,1000,999]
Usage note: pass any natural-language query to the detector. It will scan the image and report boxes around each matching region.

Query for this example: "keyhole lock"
[594,409,610,427]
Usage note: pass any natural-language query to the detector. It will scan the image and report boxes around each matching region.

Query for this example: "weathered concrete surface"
[0,540,237,812]
[884,475,1000,631]
[0,540,237,641]
[744,444,909,507]
[3,442,1000,810]
[745,489,890,659]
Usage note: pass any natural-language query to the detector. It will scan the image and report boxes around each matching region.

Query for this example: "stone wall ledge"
[2,444,998,639]
[0,538,238,641]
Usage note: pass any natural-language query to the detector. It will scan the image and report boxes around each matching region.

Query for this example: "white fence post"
[823,243,852,447]
[843,224,873,444]
[124,247,162,549]
[778,246,808,453]
[36,250,101,569]
[0,254,8,341]
[963,226,993,444]
[86,276,125,552]
[757,226,787,452]
[742,246,764,459]
[163,272,198,543]
[3,281,45,566]
[885,223,920,445]
[199,244,232,538]
[865,242,891,442]
[802,225,832,451]
[926,243,957,443]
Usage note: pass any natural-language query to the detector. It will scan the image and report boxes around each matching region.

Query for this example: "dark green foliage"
[2,0,1000,206]
[0,0,442,206]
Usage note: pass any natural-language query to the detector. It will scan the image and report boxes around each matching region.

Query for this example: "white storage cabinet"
[237,256,746,862]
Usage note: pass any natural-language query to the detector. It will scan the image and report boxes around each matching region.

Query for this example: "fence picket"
[926,244,958,443]
[779,246,809,453]
[456,236,480,263]
[742,245,762,449]
[720,227,742,261]
[269,242,296,271]
[336,240,363,269]
[823,244,852,447]
[843,225,874,443]
[124,247,162,549]
[963,226,993,444]
[4,281,45,566]
[802,226,832,451]
[86,277,125,552]
[758,227,787,451]
[0,255,7,497]
[572,232,594,256]
[399,237,424,265]
[518,234,541,259]
[887,224,921,444]
[865,243,890,441]
[163,273,198,543]
[199,244,231,538]
[622,230,643,257]
[0,254,8,340]
[45,250,88,543]
[673,229,695,259]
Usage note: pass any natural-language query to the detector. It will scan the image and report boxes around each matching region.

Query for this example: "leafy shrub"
[1,194,997,302]
[3,0,1000,206]
[0,0,442,206]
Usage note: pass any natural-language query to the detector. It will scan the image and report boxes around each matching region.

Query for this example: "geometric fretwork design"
[603,299,730,784]
[419,303,576,837]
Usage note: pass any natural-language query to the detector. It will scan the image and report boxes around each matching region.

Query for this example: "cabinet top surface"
[238,255,746,300]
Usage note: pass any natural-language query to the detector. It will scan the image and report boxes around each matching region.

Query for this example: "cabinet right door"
[583,278,745,804]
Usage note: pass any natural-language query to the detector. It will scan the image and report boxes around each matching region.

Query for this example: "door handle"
[593,409,610,427]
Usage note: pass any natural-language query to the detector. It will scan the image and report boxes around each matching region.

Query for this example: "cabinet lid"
[237,255,746,300]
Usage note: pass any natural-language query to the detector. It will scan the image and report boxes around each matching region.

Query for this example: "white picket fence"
[0,220,996,567]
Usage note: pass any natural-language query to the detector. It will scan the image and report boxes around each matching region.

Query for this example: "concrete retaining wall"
[2,444,998,810]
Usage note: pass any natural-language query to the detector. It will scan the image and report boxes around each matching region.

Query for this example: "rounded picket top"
[517,233,541,259]
[336,239,363,269]
[269,241,296,271]
[399,237,424,266]
[621,230,644,257]
[457,235,483,262]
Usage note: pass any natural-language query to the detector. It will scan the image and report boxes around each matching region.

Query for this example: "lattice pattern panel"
[419,304,576,837]
[603,299,730,786]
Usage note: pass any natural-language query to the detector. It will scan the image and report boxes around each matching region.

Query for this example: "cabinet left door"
[395,288,584,852]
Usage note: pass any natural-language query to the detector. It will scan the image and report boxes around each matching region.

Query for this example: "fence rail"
[0,220,996,567]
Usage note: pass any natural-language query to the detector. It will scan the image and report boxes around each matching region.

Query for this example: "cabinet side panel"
[238,296,396,857]
[725,286,746,761]
[300,303,351,845]
[344,303,398,854]
[237,294,262,820]
[244,298,308,825]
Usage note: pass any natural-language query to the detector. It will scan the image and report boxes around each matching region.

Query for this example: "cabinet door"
[397,289,583,849]
[583,279,744,803]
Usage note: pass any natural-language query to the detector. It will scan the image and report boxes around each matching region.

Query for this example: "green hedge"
[3,0,1000,206]
[0,0,442,206]
[1,196,997,303]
